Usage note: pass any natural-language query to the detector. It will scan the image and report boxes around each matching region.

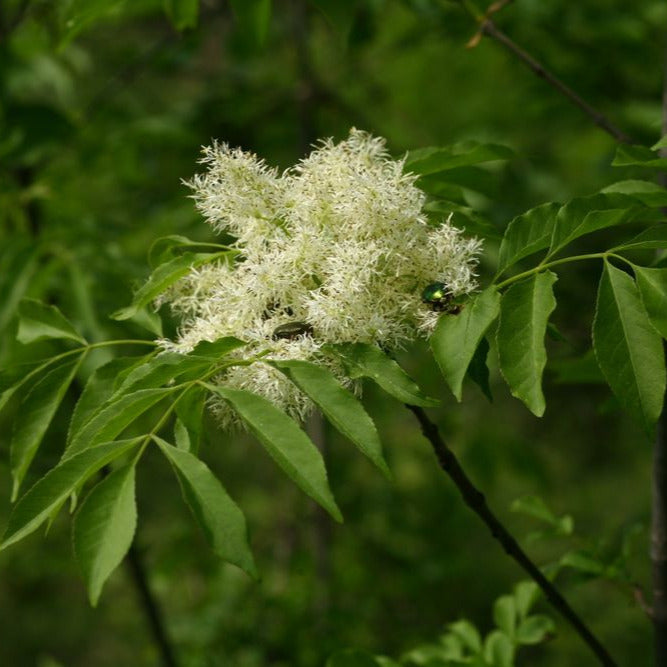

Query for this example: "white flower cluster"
[160,129,481,426]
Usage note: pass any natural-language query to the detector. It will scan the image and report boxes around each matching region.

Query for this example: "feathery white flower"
[161,129,481,426]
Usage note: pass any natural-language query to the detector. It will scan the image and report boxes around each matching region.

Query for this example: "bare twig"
[406,405,617,667]
[457,2,632,144]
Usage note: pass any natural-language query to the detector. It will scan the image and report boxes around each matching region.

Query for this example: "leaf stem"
[406,404,617,666]
[494,253,607,289]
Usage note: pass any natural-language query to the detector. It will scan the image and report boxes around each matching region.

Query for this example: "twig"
[652,401,667,665]
[456,2,632,144]
[406,404,617,667]
[126,543,180,667]
[652,36,667,665]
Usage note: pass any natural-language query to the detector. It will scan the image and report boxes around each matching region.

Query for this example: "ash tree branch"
[406,404,617,667]
[454,1,632,144]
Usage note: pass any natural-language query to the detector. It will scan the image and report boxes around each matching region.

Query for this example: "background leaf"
[17,299,86,345]
[163,0,199,31]
[10,360,80,500]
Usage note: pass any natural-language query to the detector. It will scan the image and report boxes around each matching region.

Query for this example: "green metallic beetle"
[421,282,463,315]
[272,321,314,340]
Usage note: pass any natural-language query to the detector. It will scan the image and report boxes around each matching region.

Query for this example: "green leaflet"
[0,357,61,414]
[601,180,667,207]
[1,439,141,550]
[493,595,516,638]
[634,266,667,339]
[73,463,137,606]
[484,630,514,667]
[329,342,438,407]
[466,337,492,401]
[111,352,210,397]
[174,386,206,454]
[270,359,391,479]
[497,272,558,417]
[612,144,667,169]
[17,298,86,345]
[405,142,513,175]
[67,357,144,447]
[612,225,667,252]
[430,286,500,401]
[204,384,342,522]
[65,387,176,458]
[163,0,198,31]
[547,192,642,259]
[593,261,666,432]
[10,359,80,500]
[112,251,232,321]
[496,203,558,276]
[153,436,257,577]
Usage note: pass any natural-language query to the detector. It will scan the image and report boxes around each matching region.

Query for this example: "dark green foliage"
[1,0,666,665]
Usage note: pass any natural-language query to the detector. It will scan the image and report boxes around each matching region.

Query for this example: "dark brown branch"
[406,405,617,667]
[126,543,180,667]
[456,0,632,145]
[653,400,667,665]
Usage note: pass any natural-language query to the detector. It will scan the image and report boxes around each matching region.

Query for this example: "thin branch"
[653,399,667,666]
[126,543,180,667]
[456,2,632,144]
[406,404,617,667]
[652,29,667,664]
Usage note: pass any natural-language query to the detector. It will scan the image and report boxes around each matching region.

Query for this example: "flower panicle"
[160,129,482,426]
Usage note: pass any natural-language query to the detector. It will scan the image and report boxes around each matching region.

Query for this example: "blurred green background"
[1,0,665,664]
